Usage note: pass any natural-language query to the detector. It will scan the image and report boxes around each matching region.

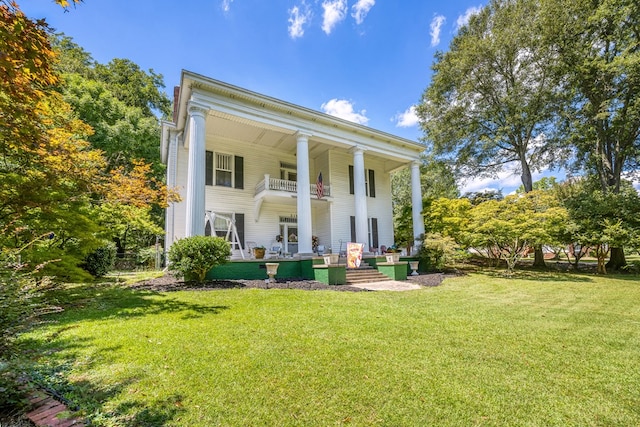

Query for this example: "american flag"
[316,172,324,199]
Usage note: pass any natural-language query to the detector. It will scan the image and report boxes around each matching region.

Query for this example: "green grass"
[19,272,640,426]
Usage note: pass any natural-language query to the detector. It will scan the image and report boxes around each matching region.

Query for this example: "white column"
[296,132,313,255]
[185,102,207,237]
[411,160,425,252]
[165,130,178,249]
[351,146,368,246]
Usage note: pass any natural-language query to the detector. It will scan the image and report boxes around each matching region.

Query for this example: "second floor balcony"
[254,174,332,199]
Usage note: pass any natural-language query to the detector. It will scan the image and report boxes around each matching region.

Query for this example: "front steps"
[345,264,391,285]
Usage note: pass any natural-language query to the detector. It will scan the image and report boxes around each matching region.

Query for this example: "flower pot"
[386,253,400,263]
[323,254,339,265]
[265,262,279,282]
[254,248,265,259]
[409,260,419,276]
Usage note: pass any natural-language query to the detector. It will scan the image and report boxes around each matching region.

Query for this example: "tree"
[51,34,178,256]
[541,0,640,270]
[424,197,472,245]
[418,0,566,193]
[465,191,568,273]
[556,178,640,274]
[419,0,573,268]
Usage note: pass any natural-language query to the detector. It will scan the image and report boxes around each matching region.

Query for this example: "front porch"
[206,255,422,284]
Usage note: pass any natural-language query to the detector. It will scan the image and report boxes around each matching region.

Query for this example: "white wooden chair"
[265,242,282,259]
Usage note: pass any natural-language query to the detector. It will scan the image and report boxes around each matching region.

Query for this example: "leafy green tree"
[51,35,177,256]
[556,178,640,274]
[94,58,171,118]
[418,0,566,193]
[465,191,568,273]
[540,0,640,270]
[424,197,472,245]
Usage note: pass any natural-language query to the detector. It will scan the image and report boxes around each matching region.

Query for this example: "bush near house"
[168,236,231,283]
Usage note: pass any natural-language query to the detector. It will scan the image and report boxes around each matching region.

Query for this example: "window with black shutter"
[368,169,376,198]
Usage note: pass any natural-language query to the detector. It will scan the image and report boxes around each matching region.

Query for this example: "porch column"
[185,102,208,237]
[411,160,425,252]
[296,131,313,255]
[351,146,368,245]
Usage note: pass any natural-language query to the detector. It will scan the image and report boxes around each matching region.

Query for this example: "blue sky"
[24,0,542,194]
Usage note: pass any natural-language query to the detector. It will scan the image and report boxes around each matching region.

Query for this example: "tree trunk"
[533,246,546,268]
[606,247,626,271]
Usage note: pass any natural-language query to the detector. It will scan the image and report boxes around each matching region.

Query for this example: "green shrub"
[168,236,231,283]
[82,243,116,277]
[416,233,459,272]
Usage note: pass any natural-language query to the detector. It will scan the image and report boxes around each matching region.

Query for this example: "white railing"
[255,174,330,197]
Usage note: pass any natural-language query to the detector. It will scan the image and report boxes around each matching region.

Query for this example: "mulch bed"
[131,272,447,293]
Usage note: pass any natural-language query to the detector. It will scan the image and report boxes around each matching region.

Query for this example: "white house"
[161,70,425,259]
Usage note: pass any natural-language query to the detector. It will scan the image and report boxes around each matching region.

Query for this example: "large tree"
[418,0,566,193]
[542,0,640,269]
[418,0,568,268]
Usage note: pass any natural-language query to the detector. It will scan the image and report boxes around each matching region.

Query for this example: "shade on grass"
[20,272,640,426]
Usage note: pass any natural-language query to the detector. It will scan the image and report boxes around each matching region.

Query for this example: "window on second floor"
[206,151,244,189]
[349,165,376,197]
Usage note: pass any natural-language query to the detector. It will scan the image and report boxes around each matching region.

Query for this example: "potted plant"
[385,247,401,263]
[253,245,266,259]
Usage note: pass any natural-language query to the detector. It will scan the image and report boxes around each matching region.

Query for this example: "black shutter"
[205,151,213,186]
[350,216,356,242]
[234,156,244,189]
[235,213,245,249]
[349,165,354,195]
[371,218,378,248]
[368,169,376,198]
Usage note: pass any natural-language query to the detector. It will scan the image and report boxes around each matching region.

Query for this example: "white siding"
[171,134,397,256]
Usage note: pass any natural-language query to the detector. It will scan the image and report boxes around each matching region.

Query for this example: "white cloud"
[429,14,446,47]
[322,0,347,34]
[288,3,312,39]
[321,99,369,125]
[456,6,482,30]
[351,0,375,25]
[394,106,419,128]
[221,0,234,13]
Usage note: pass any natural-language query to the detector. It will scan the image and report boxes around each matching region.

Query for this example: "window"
[216,153,232,187]
[350,217,378,248]
[348,166,375,197]
[207,152,243,189]
[368,217,378,249]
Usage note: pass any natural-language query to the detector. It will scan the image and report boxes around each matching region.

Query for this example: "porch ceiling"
[206,113,332,160]
[204,112,408,171]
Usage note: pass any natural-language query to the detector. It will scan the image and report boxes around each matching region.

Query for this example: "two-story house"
[161,70,425,260]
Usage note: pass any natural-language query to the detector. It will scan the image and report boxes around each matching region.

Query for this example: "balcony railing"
[255,174,331,197]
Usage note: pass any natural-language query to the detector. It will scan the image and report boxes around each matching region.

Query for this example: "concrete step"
[345,267,390,285]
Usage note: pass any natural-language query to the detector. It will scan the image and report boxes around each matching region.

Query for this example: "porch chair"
[316,245,326,256]
[265,242,282,259]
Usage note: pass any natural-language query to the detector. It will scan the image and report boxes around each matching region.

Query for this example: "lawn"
[19,272,640,426]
